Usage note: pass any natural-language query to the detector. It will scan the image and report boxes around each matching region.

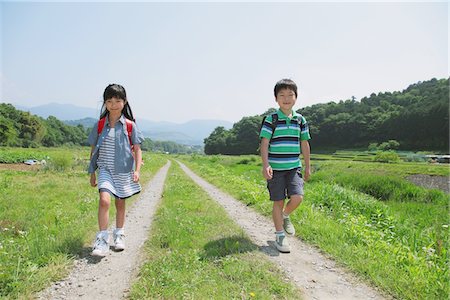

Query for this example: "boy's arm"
[260,137,273,179]
[301,140,311,181]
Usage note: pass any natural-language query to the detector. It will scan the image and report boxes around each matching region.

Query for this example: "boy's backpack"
[260,112,306,142]
[97,117,134,148]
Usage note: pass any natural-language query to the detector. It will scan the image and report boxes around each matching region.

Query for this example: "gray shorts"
[267,168,304,201]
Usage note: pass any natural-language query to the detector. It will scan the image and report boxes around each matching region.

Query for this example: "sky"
[1,1,448,123]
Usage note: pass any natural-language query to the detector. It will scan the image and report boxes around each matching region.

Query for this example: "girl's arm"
[89,145,97,187]
[133,144,142,182]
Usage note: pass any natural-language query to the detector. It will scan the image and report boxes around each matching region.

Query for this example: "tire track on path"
[178,161,387,300]
[38,161,171,300]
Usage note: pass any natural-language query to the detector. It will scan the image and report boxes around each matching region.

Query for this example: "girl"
[87,84,144,257]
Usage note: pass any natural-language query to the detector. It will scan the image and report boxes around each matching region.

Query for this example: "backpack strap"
[260,113,278,142]
[125,119,133,148]
[97,117,106,135]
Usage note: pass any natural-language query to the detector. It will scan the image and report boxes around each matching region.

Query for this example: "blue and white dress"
[97,127,141,199]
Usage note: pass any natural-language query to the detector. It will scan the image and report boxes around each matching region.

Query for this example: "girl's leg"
[115,198,126,229]
[98,191,111,230]
[272,200,285,232]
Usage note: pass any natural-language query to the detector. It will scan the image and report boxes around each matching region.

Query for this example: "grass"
[0,147,167,299]
[130,162,302,299]
[177,154,449,300]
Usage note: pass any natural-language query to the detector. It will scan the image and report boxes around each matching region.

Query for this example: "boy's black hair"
[274,78,298,98]
[99,84,136,122]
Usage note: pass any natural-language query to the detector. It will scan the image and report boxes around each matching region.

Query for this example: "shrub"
[47,153,73,171]
[373,151,400,163]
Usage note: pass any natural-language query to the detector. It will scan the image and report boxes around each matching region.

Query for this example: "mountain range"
[14,103,233,145]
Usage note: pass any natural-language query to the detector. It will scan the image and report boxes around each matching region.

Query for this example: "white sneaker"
[275,234,291,253]
[113,229,125,251]
[92,231,109,257]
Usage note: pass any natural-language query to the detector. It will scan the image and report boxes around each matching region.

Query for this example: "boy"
[259,78,311,253]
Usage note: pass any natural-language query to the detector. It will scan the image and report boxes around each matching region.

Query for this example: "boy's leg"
[272,200,285,232]
[115,198,126,229]
[284,195,303,215]
[98,191,111,230]
[283,168,305,235]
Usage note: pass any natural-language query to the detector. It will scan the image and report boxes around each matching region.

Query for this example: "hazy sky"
[1,1,448,123]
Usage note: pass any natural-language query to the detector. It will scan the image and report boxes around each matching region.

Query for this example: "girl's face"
[275,88,297,112]
[105,97,126,114]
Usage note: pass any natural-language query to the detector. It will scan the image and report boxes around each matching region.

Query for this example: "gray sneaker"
[275,234,291,253]
[283,216,295,235]
[113,229,125,251]
[92,232,109,257]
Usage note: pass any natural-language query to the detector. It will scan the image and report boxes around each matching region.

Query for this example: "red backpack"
[97,117,134,149]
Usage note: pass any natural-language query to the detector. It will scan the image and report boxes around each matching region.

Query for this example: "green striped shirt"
[259,109,311,171]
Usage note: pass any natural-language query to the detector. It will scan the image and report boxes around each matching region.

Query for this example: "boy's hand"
[304,167,311,182]
[262,165,273,180]
[90,173,97,187]
[133,171,140,182]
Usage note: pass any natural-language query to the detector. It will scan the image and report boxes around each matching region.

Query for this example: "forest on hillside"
[204,78,449,154]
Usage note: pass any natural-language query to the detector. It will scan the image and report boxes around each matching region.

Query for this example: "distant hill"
[13,103,232,145]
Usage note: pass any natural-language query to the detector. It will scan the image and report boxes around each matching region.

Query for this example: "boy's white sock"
[282,212,290,219]
[114,228,124,235]
[275,230,285,237]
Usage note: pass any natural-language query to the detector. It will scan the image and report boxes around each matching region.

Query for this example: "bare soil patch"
[406,174,449,194]
[0,163,40,171]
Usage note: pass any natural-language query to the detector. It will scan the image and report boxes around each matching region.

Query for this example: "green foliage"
[141,138,201,154]
[0,104,89,148]
[203,78,449,154]
[204,116,262,155]
[373,151,400,163]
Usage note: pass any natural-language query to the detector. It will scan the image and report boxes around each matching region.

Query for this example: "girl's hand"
[90,173,97,187]
[133,171,140,182]
[262,165,273,180]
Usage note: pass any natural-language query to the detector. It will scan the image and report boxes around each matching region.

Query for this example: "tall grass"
[130,162,302,299]
[177,154,449,299]
[0,148,167,298]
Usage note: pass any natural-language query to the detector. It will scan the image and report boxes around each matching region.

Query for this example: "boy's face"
[275,88,297,112]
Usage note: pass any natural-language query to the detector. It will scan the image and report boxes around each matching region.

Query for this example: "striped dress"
[97,127,141,199]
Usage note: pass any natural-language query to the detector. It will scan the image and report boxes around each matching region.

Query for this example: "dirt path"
[37,161,171,300]
[178,161,387,300]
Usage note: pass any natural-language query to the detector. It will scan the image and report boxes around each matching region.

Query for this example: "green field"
[0,147,449,299]
[177,153,449,300]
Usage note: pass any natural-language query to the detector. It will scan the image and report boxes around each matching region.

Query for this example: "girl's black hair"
[274,78,298,98]
[99,84,136,122]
